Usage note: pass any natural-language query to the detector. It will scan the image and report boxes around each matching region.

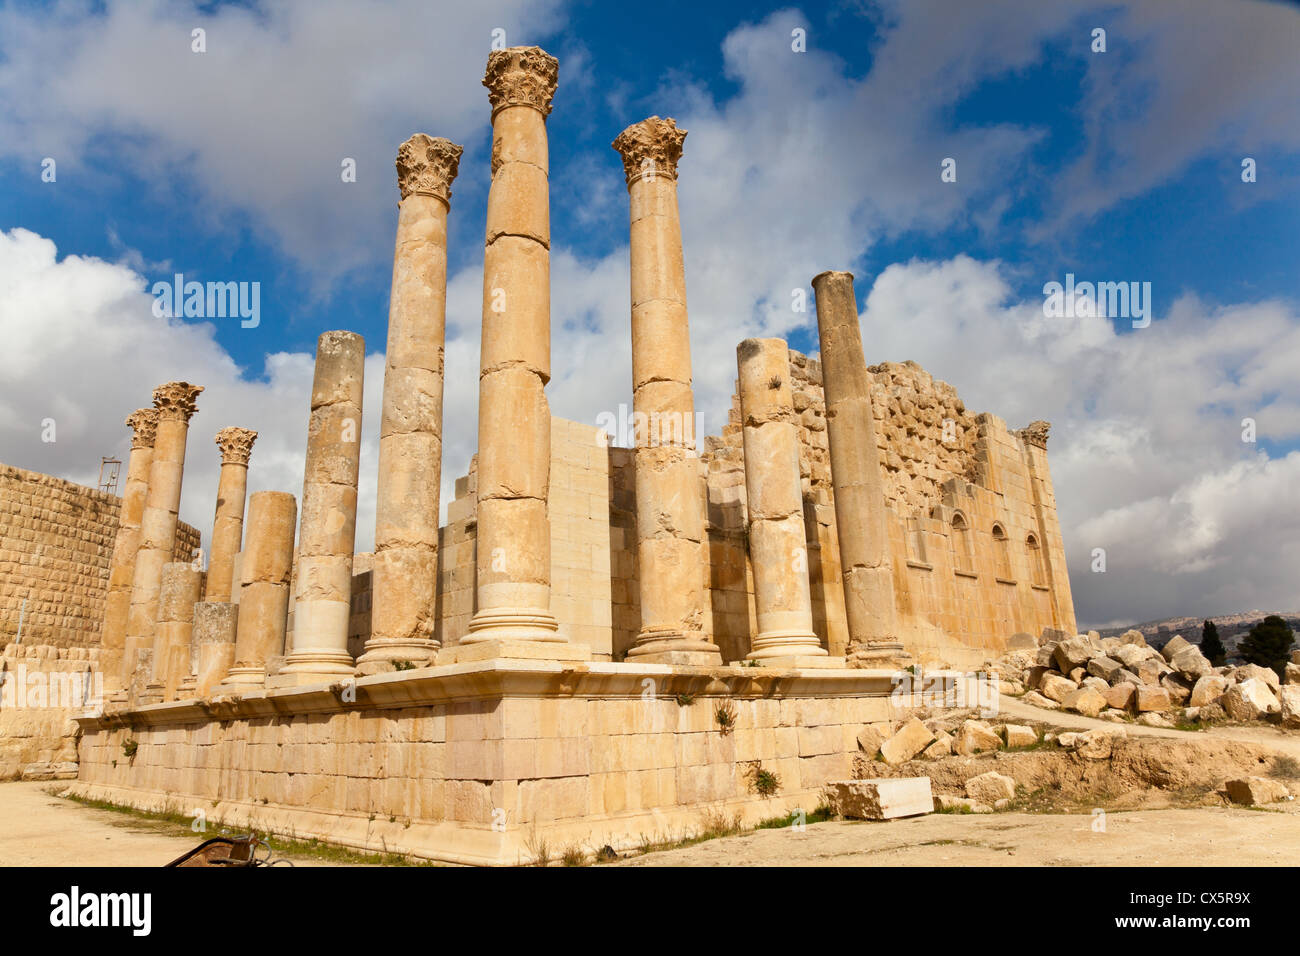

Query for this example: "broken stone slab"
[1136,658,1171,685]
[1001,723,1037,748]
[1160,635,1192,661]
[1223,776,1290,806]
[1136,685,1171,712]
[1280,685,1300,729]
[936,794,992,814]
[1222,678,1280,721]
[1113,643,1152,670]
[1081,676,1111,695]
[1087,656,1123,682]
[1137,712,1176,728]
[1103,682,1136,711]
[1035,643,1059,668]
[1234,664,1281,693]
[1063,686,1107,717]
[1171,646,1213,680]
[1190,674,1230,708]
[1021,690,1059,710]
[879,717,935,765]
[1100,709,1128,722]
[1040,674,1079,703]
[1056,732,1080,748]
[1074,728,1123,759]
[1053,635,1095,672]
[922,731,953,758]
[952,719,1002,756]
[856,725,885,757]
[1161,673,1193,706]
[828,778,934,820]
[965,770,1016,805]
[1119,628,1147,647]
[1111,668,1142,687]
[1285,663,1300,686]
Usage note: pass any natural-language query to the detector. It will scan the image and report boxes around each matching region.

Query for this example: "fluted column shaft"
[464,46,566,648]
[100,408,157,690]
[811,271,905,664]
[358,134,462,674]
[206,427,257,602]
[123,382,203,692]
[279,331,365,680]
[737,338,827,662]
[613,115,719,664]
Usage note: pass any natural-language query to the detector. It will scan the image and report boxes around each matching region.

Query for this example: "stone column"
[736,338,834,665]
[811,271,907,666]
[100,407,158,691]
[459,47,585,662]
[222,491,296,691]
[204,427,256,602]
[123,382,204,691]
[186,601,238,697]
[278,331,365,683]
[141,562,203,702]
[612,116,719,665]
[357,134,462,676]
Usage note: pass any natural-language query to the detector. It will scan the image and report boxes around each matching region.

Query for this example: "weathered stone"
[1053,635,1094,672]
[1160,635,1192,661]
[1081,676,1111,695]
[1103,682,1136,711]
[1234,664,1281,693]
[1280,686,1300,729]
[1086,656,1123,681]
[1022,690,1059,710]
[936,794,991,814]
[1119,628,1147,647]
[856,725,885,756]
[828,778,933,819]
[952,720,1002,756]
[1074,728,1122,760]
[1040,674,1079,703]
[1135,685,1171,712]
[922,732,952,758]
[1063,686,1107,717]
[1190,675,1230,708]
[879,717,934,765]
[1221,678,1280,721]
[1136,712,1176,728]
[964,770,1016,805]
[1170,646,1213,680]
[1223,776,1290,806]
[1284,663,1300,686]
[1002,724,1037,748]
[1161,673,1193,705]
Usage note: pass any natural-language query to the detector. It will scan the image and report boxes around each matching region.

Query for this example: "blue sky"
[2,0,1299,628]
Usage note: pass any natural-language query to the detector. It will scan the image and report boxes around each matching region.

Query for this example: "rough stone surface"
[964,770,1016,805]
[828,778,933,820]
[879,717,934,765]
[1224,776,1290,806]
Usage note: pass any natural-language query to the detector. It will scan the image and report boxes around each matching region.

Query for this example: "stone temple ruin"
[2,47,1077,862]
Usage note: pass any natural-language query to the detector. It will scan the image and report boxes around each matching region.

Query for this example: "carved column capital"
[483,46,558,118]
[396,134,463,203]
[125,408,159,449]
[152,382,204,423]
[215,426,258,466]
[1018,420,1051,449]
[612,116,687,187]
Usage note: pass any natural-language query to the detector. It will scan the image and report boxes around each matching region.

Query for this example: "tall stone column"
[205,427,257,602]
[357,134,462,675]
[100,407,158,691]
[278,331,365,683]
[123,382,203,691]
[141,562,203,702]
[811,271,907,666]
[612,116,719,665]
[736,338,834,665]
[459,46,585,662]
[222,491,296,691]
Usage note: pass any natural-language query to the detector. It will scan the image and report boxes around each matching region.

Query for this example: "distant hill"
[1097,610,1300,656]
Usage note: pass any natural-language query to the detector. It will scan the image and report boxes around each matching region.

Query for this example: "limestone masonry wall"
[1,464,201,648]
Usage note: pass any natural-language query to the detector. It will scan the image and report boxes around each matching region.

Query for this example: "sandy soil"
[614,804,1300,866]
[0,781,364,867]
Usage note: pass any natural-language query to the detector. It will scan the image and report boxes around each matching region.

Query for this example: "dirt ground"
[615,804,1300,866]
[0,781,366,867]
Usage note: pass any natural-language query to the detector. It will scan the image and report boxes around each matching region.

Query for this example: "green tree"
[1199,619,1227,667]
[1238,615,1295,678]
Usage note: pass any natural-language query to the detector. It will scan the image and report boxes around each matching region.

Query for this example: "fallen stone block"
[922,731,952,758]
[1063,686,1107,717]
[1074,728,1122,760]
[1190,674,1230,708]
[936,794,992,814]
[1104,682,1136,711]
[1137,712,1176,728]
[1040,674,1079,703]
[1160,635,1192,661]
[856,725,885,757]
[1171,646,1213,680]
[1278,685,1300,729]
[1114,644,1152,670]
[1087,656,1123,682]
[1002,723,1037,748]
[1136,685,1171,712]
[1161,674,1193,706]
[1053,635,1095,672]
[952,719,1002,756]
[1120,628,1147,647]
[880,717,935,765]
[1224,776,1290,806]
[965,770,1016,805]
[1081,676,1111,695]
[1221,678,1280,721]
[1234,664,1281,693]
[1021,690,1059,710]
[828,778,934,820]
[1284,663,1300,686]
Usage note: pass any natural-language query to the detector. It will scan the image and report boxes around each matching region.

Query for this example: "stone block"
[964,770,1015,805]
[828,777,933,820]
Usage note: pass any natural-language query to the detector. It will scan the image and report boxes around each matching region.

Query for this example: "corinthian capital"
[125,408,159,449]
[215,426,258,466]
[1018,420,1051,449]
[152,382,204,423]
[483,46,558,118]
[611,116,687,187]
[396,134,463,203]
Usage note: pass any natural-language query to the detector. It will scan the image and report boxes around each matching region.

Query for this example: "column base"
[626,631,723,666]
[219,665,269,695]
[274,651,357,687]
[846,640,912,669]
[743,655,847,669]
[137,682,165,706]
[436,639,592,665]
[355,639,440,675]
[176,675,198,699]
[463,608,564,644]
